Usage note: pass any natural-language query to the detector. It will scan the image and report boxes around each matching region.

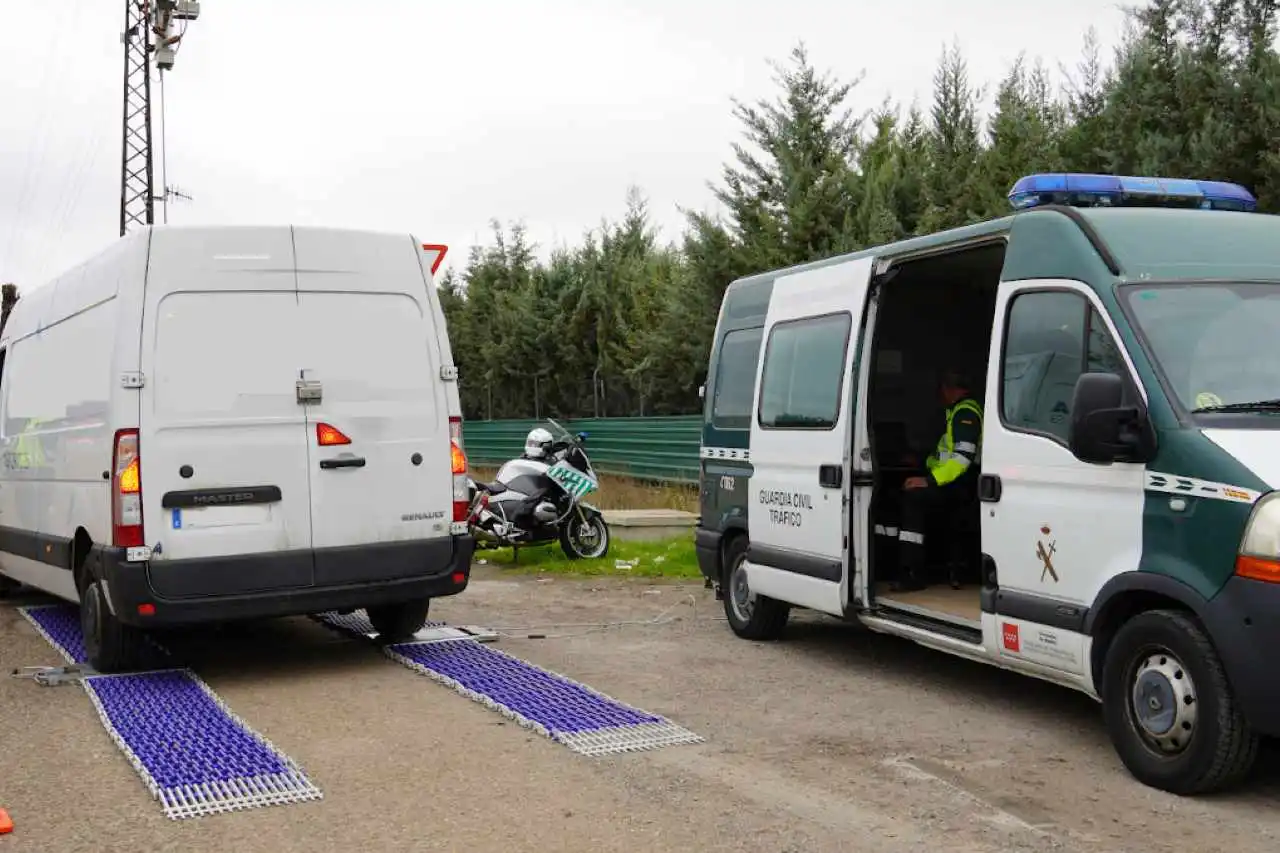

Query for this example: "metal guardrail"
[462,416,702,484]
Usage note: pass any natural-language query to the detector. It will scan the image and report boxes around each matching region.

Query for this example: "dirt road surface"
[3,568,1279,852]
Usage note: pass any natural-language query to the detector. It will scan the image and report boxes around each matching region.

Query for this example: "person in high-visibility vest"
[13,417,47,471]
[889,368,983,593]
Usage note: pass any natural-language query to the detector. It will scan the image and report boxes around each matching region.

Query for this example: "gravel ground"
[3,568,1279,852]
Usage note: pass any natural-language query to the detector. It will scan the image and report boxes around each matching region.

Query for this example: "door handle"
[320,456,366,470]
[818,464,843,489]
[979,473,1001,502]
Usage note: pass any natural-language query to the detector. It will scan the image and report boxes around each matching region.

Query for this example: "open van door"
[745,256,876,616]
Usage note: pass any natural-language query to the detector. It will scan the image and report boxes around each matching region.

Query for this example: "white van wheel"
[722,537,789,641]
[0,574,20,599]
[367,598,431,641]
[1102,609,1258,794]
[80,579,143,674]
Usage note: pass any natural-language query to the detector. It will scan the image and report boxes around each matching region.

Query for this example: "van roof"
[1,224,434,345]
[1075,206,1280,281]
[724,206,1280,298]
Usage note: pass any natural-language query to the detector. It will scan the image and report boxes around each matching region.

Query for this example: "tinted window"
[1123,282,1280,412]
[758,312,851,430]
[1001,291,1126,442]
[711,327,763,430]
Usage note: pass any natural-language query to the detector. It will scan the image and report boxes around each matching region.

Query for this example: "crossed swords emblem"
[1036,525,1058,583]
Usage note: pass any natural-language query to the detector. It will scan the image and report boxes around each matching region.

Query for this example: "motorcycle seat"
[478,480,507,495]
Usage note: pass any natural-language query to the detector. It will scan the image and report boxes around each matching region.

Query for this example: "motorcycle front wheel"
[560,510,610,560]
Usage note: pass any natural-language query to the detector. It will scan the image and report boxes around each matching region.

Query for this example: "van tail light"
[316,422,352,446]
[450,416,469,522]
[112,429,145,549]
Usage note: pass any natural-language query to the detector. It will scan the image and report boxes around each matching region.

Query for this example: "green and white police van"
[694,173,1280,795]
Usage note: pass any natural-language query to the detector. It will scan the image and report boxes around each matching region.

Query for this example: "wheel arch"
[718,523,748,581]
[1085,572,1209,695]
[70,526,95,595]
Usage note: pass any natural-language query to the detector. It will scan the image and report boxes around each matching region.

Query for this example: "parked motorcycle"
[466,419,611,559]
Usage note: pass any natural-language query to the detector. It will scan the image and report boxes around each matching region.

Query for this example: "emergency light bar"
[1008,173,1257,213]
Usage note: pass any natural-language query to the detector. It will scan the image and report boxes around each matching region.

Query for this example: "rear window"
[711,327,762,430]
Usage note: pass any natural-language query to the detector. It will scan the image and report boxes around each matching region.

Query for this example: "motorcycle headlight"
[1236,491,1280,582]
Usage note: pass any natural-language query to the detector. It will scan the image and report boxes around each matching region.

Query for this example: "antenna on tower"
[119,0,199,237]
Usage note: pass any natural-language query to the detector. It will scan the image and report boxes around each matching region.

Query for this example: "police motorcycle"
[465,419,611,559]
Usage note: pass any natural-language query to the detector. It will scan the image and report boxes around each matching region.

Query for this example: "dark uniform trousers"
[876,397,983,590]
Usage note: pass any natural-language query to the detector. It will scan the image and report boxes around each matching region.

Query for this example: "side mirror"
[1068,372,1155,464]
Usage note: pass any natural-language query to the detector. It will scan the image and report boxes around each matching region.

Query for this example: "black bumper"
[94,535,475,629]
[694,526,721,582]
[1203,574,1280,738]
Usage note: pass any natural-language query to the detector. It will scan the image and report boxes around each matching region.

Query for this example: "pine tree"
[0,284,18,334]
[709,42,866,269]
[438,9,1280,421]
[978,55,1065,218]
[919,43,986,231]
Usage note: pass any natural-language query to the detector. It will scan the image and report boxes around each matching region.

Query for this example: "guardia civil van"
[695,173,1280,795]
[0,225,475,673]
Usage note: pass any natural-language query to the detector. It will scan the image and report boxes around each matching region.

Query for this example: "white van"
[0,225,475,672]
[696,173,1280,795]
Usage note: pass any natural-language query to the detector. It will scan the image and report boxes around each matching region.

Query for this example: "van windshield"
[1122,281,1280,414]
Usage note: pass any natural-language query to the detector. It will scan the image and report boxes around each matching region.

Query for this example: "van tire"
[0,574,20,599]
[368,598,432,641]
[80,579,145,674]
[722,536,789,640]
[1102,609,1258,795]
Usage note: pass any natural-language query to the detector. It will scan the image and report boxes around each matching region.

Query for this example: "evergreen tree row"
[440,0,1280,422]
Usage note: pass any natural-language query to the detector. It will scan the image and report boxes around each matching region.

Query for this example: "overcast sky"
[1,0,1127,290]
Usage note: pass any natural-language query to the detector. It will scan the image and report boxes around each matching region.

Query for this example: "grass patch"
[473,536,703,579]
[470,467,698,512]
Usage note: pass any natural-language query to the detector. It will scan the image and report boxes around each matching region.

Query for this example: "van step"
[316,609,703,757]
[17,604,322,820]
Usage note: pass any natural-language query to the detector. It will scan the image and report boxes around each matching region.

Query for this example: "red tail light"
[450,416,468,522]
[317,422,352,446]
[112,429,144,548]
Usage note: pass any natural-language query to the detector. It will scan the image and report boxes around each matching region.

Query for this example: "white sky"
[0,0,1127,290]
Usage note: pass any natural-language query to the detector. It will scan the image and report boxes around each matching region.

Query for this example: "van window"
[4,311,114,436]
[712,327,762,430]
[758,312,851,430]
[1122,282,1280,412]
[1001,290,1126,442]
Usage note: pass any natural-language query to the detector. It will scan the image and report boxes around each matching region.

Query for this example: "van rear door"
[745,256,876,616]
[291,228,454,586]
[139,227,315,597]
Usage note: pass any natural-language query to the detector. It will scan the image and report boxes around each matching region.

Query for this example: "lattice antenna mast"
[119,0,199,237]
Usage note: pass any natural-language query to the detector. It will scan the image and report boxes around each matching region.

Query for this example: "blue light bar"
[1008,173,1257,213]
